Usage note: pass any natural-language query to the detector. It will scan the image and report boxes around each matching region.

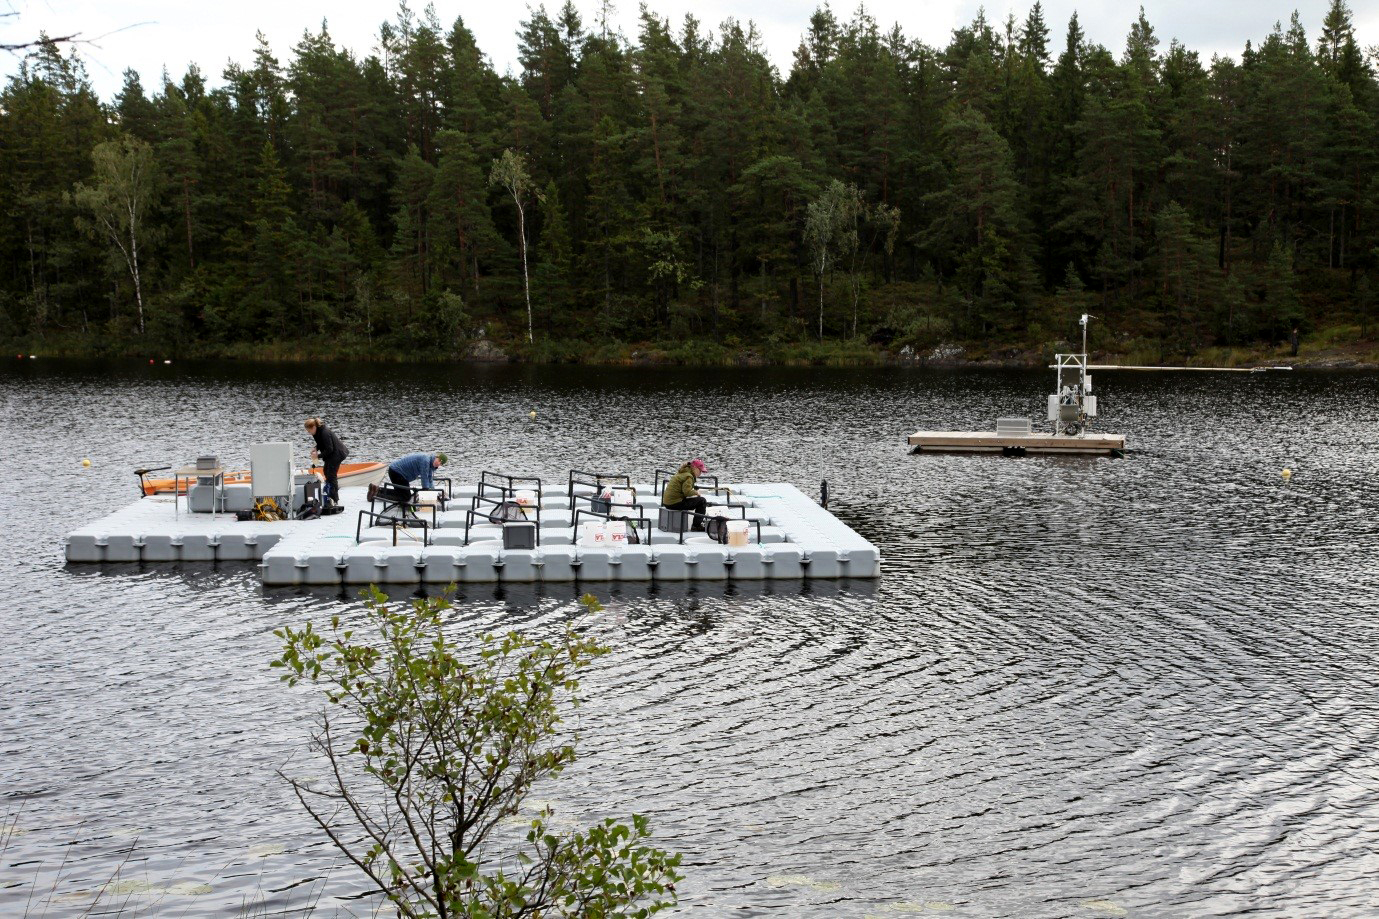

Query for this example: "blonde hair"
[304,417,321,432]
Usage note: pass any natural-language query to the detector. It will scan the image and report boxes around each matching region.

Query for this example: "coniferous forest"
[3,2,1377,364]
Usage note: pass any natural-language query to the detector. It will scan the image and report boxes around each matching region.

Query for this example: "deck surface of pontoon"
[65,483,880,584]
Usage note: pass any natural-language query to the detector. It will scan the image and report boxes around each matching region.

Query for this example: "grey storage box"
[502,522,537,550]
[658,507,690,532]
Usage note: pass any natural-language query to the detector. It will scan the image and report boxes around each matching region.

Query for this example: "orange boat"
[140,461,389,496]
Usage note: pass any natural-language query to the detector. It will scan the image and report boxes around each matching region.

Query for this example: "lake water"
[2,359,1378,917]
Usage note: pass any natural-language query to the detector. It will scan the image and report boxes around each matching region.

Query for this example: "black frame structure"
[463,492,542,547]
[477,471,543,507]
[653,468,726,500]
[356,483,440,545]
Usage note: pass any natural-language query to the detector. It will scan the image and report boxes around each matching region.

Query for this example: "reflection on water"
[3,359,1379,917]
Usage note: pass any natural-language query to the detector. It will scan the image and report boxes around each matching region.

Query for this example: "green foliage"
[273,588,680,918]
[2,6,1377,359]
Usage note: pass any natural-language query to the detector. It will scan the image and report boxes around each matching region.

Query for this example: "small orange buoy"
[81,458,91,467]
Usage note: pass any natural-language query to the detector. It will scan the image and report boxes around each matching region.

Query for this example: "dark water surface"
[2,359,1378,918]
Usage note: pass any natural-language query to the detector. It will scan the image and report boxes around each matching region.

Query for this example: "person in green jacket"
[662,459,709,530]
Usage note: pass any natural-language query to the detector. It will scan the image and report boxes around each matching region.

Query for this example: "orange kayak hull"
[141,460,389,495]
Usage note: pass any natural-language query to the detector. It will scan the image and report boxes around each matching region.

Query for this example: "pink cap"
[690,459,707,472]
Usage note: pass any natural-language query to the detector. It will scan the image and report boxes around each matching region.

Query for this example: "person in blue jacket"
[387,452,446,491]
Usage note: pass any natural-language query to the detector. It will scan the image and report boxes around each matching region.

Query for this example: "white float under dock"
[64,483,880,584]
[907,430,1125,455]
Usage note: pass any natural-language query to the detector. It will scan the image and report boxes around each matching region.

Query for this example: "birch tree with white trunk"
[73,136,157,335]
[490,149,542,344]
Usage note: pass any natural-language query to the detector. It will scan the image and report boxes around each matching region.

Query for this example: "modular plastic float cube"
[378,548,424,583]
[250,533,283,556]
[498,549,538,581]
[214,533,252,561]
[459,545,501,583]
[180,533,214,561]
[839,547,881,577]
[802,548,840,578]
[727,547,766,579]
[343,543,389,582]
[536,546,578,581]
[65,533,102,563]
[104,534,141,562]
[420,547,463,584]
[261,552,301,586]
[762,545,805,579]
[572,550,613,581]
[142,533,178,562]
[610,546,654,580]
[685,547,728,580]
[302,550,344,585]
[650,545,692,580]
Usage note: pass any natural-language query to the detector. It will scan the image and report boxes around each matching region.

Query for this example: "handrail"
[568,470,631,497]
[653,468,722,499]
[371,482,444,516]
[478,471,543,507]
[569,491,643,518]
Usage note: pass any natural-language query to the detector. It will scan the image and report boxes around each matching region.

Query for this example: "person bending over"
[388,451,446,492]
[304,417,349,506]
[662,459,709,531]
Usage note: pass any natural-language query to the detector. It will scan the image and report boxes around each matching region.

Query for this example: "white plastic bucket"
[606,519,627,549]
[612,488,635,508]
[515,489,537,519]
[580,521,607,546]
[726,520,750,547]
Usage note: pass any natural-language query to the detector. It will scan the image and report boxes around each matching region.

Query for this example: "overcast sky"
[3,0,1374,101]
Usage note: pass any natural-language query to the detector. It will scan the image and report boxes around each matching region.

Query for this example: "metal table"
[173,465,224,518]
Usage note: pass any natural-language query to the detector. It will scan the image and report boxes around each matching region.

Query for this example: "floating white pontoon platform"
[65,483,880,584]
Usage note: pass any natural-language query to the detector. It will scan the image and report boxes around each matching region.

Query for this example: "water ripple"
[3,361,1379,916]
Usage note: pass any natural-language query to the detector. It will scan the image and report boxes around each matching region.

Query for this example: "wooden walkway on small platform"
[907,430,1125,455]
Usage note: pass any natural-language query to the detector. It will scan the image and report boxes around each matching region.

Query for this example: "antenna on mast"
[1079,314,1097,356]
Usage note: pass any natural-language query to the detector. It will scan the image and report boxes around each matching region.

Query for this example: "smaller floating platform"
[908,430,1125,455]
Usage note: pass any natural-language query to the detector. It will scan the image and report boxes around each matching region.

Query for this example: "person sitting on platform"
[387,451,446,493]
[662,459,709,531]
[304,417,348,507]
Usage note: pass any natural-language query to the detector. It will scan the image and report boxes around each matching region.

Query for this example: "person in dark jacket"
[304,417,349,506]
[661,459,709,531]
[388,451,446,491]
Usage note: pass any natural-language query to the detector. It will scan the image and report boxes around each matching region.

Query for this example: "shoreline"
[5,337,1376,371]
